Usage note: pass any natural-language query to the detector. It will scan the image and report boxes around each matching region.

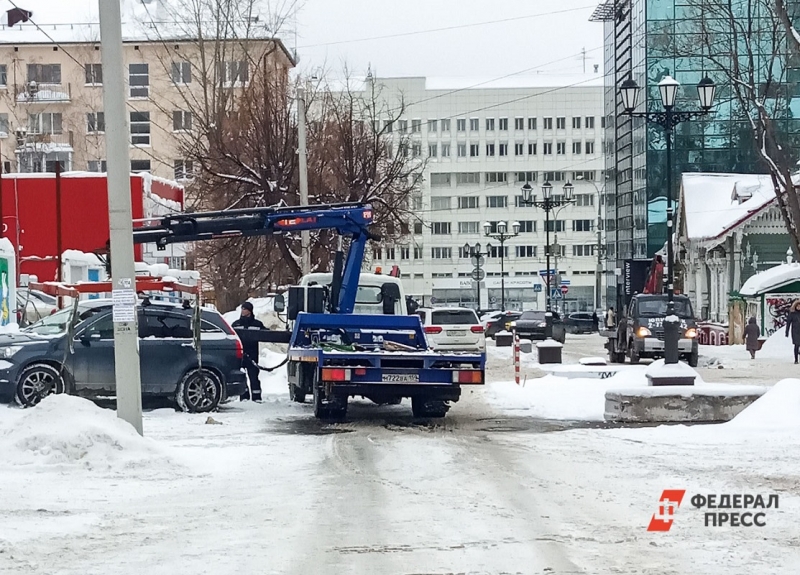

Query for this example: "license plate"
[381,373,420,383]
[448,330,467,337]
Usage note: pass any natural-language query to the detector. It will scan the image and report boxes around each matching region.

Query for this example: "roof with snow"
[740,263,800,296]
[680,172,780,244]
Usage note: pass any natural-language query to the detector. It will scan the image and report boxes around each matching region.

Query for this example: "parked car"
[563,311,598,334]
[484,311,522,339]
[0,300,247,412]
[512,310,567,343]
[417,307,485,352]
[15,288,59,326]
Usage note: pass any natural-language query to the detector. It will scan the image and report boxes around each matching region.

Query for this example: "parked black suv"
[0,300,246,412]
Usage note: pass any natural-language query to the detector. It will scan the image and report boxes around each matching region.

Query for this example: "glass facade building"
[593,0,800,305]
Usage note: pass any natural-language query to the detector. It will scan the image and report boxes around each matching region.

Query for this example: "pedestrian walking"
[232,301,266,401]
[744,316,760,360]
[785,300,800,364]
[605,307,615,329]
[591,310,600,332]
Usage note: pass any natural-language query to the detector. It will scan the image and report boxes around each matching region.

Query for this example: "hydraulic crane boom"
[131,202,377,314]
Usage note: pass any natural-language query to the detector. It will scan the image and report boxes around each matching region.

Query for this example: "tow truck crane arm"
[131,202,377,314]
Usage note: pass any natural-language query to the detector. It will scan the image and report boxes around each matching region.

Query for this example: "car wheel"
[688,349,699,368]
[629,344,640,364]
[15,363,65,407]
[177,369,222,413]
[411,397,449,418]
[312,369,347,420]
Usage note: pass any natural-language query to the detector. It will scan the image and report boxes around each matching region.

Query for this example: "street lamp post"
[483,220,519,312]
[519,180,576,339]
[575,174,607,311]
[463,242,487,310]
[620,74,716,364]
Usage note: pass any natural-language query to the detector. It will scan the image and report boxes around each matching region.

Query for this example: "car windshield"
[637,297,693,318]
[520,311,546,321]
[23,306,105,336]
[20,289,57,305]
[432,310,478,325]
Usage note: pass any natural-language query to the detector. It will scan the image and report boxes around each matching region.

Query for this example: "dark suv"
[0,301,246,412]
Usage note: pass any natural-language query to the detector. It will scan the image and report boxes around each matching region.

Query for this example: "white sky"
[292,0,605,79]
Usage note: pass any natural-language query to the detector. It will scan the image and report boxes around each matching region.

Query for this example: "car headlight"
[0,346,23,358]
[538,322,547,328]
[636,326,652,337]
[509,321,517,328]
[685,328,698,338]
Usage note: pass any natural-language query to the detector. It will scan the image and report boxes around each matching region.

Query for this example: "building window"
[572,141,582,154]
[487,245,508,258]
[514,142,524,156]
[469,143,480,157]
[129,63,149,98]
[528,117,537,130]
[398,119,408,133]
[219,60,248,86]
[457,118,466,132]
[556,142,566,155]
[414,246,424,258]
[470,118,479,131]
[514,117,524,130]
[543,142,553,155]
[601,116,606,128]
[412,195,423,210]
[458,221,479,234]
[543,171,566,182]
[130,159,151,173]
[516,245,537,258]
[586,116,595,129]
[528,143,537,155]
[458,196,479,209]
[430,173,450,186]
[572,117,581,129]
[428,143,438,158]
[427,119,438,132]
[400,247,410,260]
[414,222,423,235]
[457,143,467,157]
[499,143,508,156]
[556,117,566,130]
[486,195,508,208]
[543,117,553,130]
[373,247,383,260]
[431,247,452,259]
[498,118,508,131]
[130,111,151,145]
[517,220,535,232]
[486,118,495,131]
[174,159,194,180]
[573,219,594,232]
[27,63,61,83]
[385,247,396,260]
[384,120,393,133]
[84,63,102,85]
[572,245,596,256]
[87,160,107,172]
[412,119,422,133]
[456,172,480,185]
[412,142,422,157]
[173,110,192,132]
[0,113,8,135]
[485,172,507,183]
[432,222,451,235]
[0,64,6,86]
[515,171,535,183]
[545,220,565,232]
[576,194,595,206]
[172,61,192,84]
[28,112,62,134]
[441,143,451,157]
[431,196,451,210]
[87,111,105,133]
[486,143,496,157]
[586,141,595,154]
[574,170,596,181]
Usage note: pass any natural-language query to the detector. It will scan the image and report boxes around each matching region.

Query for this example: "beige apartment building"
[0,28,294,180]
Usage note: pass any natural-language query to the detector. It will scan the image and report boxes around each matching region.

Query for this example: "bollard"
[514,333,520,385]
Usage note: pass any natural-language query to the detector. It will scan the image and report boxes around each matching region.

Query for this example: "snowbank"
[223,297,284,331]
[740,262,800,296]
[726,378,800,431]
[0,395,174,471]
[759,328,795,359]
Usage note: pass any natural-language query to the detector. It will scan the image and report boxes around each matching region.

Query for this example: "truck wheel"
[15,363,65,407]
[411,397,449,418]
[629,344,640,364]
[688,349,699,368]
[615,351,627,364]
[312,373,347,420]
[289,383,306,403]
[289,364,308,403]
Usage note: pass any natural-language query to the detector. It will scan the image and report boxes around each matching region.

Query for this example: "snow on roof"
[740,262,800,296]
[681,172,779,243]
[424,74,605,90]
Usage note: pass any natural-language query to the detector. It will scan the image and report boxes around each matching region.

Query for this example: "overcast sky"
[292,0,605,80]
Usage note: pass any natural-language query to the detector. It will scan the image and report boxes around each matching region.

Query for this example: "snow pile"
[258,347,290,395]
[223,296,284,331]
[0,322,20,334]
[726,379,800,431]
[758,328,795,359]
[0,395,174,471]
[740,262,800,296]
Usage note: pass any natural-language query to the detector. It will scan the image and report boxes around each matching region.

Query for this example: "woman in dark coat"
[785,300,800,364]
[744,316,760,360]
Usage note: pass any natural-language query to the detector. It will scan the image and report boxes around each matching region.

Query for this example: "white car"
[15,288,59,326]
[416,307,485,352]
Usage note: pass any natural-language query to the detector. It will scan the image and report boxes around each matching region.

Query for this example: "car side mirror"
[273,294,285,313]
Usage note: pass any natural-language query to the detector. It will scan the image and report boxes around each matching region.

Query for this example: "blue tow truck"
[133,202,486,419]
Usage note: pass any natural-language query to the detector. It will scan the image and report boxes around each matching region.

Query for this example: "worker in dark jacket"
[232,301,265,401]
[786,300,800,364]
[744,316,760,360]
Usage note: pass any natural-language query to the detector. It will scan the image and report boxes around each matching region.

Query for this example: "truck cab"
[298,272,408,315]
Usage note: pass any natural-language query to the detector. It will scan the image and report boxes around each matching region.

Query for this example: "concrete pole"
[99,0,143,435]
[297,85,310,275]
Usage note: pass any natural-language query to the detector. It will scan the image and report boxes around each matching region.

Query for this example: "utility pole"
[297,85,310,275]
[99,0,143,435]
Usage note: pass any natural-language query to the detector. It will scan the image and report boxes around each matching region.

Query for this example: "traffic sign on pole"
[551,289,562,300]
[471,268,486,281]
[471,255,485,267]
[560,285,569,295]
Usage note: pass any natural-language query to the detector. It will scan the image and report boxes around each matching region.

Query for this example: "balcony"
[16,82,71,104]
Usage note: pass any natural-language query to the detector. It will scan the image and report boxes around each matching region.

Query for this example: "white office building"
[366,75,605,312]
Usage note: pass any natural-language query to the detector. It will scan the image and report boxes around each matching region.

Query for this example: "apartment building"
[0,1,294,181]
[368,76,605,312]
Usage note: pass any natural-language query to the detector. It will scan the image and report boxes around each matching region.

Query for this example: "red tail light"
[470,325,484,333]
[424,326,442,334]
[234,337,244,360]
[321,367,351,381]
[452,370,483,384]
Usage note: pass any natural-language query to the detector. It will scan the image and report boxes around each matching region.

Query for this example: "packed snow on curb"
[0,395,176,472]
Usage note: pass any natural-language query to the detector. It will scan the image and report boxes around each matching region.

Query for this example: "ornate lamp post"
[483,220,520,312]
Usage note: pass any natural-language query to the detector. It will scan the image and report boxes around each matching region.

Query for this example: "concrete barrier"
[604,385,768,423]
